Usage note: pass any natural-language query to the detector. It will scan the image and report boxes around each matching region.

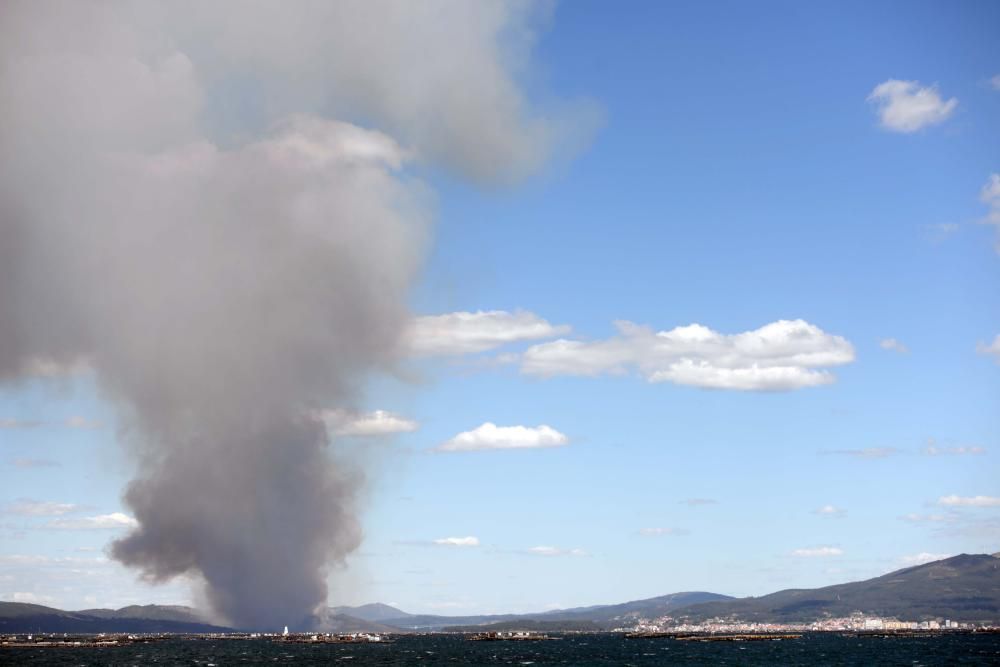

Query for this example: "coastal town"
[616,613,983,635]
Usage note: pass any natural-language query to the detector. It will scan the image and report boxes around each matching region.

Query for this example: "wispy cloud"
[0,419,43,429]
[879,338,909,354]
[990,74,1000,91]
[980,174,1000,253]
[1,417,102,429]
[526,546,587,557]
[65,416,103,430]
[407,310,569,356]
[522,319,854,391]
[977,333,1000,363]
[921,222,960,244]
[45,512,138,530]
[0,554,107,566]
[821,447,899,459]
[320,409,418,436]
[437,423,568,452]
[9,458,60,469]
[680,498,717,507]
[814,505,846,518]
[7,591,57,605]
[4,499,79,517]
[938,495,1000,508]
[432,536,480,547]
[791,546,843,557]
[899,512,956,523]
[923,439,986,456]
[639,527,690,536]
[867,79,957,132]
[899,552,951,566]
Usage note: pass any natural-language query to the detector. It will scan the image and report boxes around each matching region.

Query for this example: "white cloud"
[899,552,951,566]
[522,319,854,391]
[990,75,1000,91]
[879,338,909,354]
[4,500,78,517]
[438,423,569,452]
[867,80,957,132]
[938,495,1000,508]
[408,310,570,356]
[791,546,843,557]
[432,536,479,547]
[46,512,138,530]
[527,546,587,557]
[977,334,1000,363]
[639,527,690,536]
[980,174,1000,253]
[320,409,418,437]
[815,505,846,517]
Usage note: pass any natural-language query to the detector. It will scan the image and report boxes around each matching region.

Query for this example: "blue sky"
[1,1,999,617]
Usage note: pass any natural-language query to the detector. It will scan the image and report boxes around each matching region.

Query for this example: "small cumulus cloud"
[4,499,79,517]
[976,334,1000,363]
[432,536,480,547]
[526,546,587,557]
[46,512,138,530]
[791,546,843,557]
[437,423,568,452]
[868,79,957,132]
[899,552,951,566]
[879,338,909,354]
[320,409,419,437]
[407,310,570,357]
[521,319,854,391]
[938,495,1000,508]
[638,527,690,536]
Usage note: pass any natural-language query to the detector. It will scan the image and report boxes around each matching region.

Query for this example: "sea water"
[2,633,999,666]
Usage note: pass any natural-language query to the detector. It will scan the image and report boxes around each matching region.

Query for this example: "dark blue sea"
[3,633,999,666]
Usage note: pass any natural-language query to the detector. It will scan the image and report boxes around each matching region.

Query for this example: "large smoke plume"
[0,1,589,627]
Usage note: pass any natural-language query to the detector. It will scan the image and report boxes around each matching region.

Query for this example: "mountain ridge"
[2,552,997,632]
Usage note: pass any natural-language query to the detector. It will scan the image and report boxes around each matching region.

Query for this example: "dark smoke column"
[0,1,591,629]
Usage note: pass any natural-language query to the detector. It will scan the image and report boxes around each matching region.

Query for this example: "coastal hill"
[2,553,997,632]
[674,553,1000,623]
[0,602,231,633]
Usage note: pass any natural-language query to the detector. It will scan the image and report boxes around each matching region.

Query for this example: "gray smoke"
[0,1,591,628]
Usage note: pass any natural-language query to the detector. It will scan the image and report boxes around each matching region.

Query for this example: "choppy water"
[3,633,1000,666]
